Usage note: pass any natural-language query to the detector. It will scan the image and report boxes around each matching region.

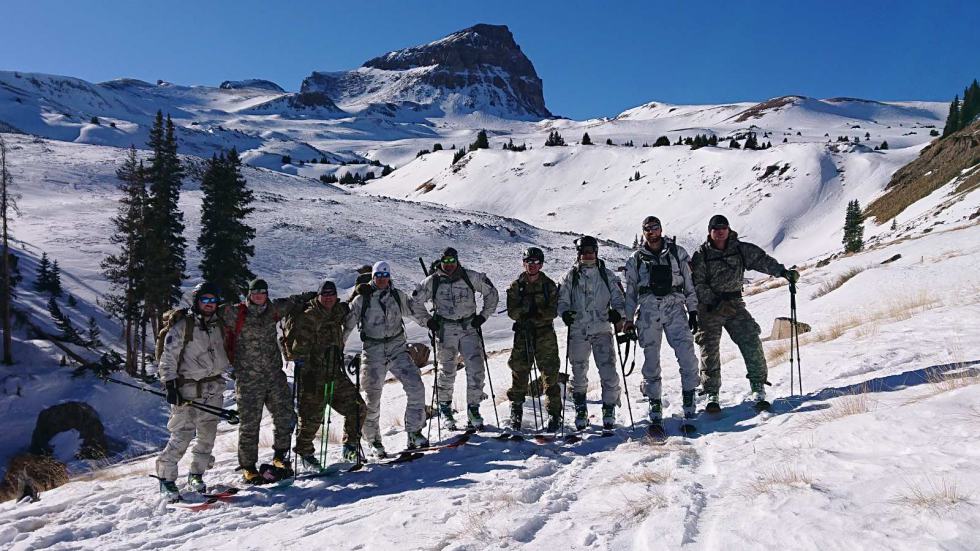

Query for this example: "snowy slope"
[1,183,978,548]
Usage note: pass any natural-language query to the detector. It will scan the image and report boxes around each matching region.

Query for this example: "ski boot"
[407,431,430,450]
[705,391,721,414]
[272,448,290,471]
[546,414,562,433]
[187,473,206,493]
[648,399,666,438]
[241,466,264,485]
[300,454,322,472]
[507,402,523,432]
[751,381,770,411]
[439,402,458,431]
[370,440,388,459]
[573,393,589,431]
[681,390,698,434]
[466,405,484,431]
[342,444,360,463]
[159,479,180,502]
[601,404,616,431]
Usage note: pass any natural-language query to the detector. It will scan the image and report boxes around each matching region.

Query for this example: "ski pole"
[101,376,240,424]
[560,327,571,438]
[320,348,338,467]
[427,330,442,443]
[476,327,500,427]
[789,281,803,395]
[614,326,636,432]
[420,257,443,443]
[351,352,365,468]
[522,324,542,432]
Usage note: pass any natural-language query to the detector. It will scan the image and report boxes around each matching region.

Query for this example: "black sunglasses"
[642,224,661,232]
[199,296,217,304]
[524,259,543,265]
[319,290,337,297]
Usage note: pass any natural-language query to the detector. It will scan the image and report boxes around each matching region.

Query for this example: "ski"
[704,402,722,414]
[201,488,239,501]
[754,400,771,412]
[167,497,219,511]
[406,432,472,453]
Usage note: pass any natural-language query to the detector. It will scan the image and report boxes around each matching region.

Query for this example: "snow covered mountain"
[300,24,552,120]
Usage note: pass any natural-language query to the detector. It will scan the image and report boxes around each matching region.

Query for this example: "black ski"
[754,400,771,412]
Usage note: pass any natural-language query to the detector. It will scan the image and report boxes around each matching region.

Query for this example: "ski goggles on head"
[198,296,218,304]
[441,257,457,264]
[642,224,661,232]
[374,272,391,278]
[524,258,543,265]
[319,290,337,297]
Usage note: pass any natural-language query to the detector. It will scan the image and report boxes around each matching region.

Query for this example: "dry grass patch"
[803,382,879,428]
[80,455,154,482]
[602,490,669,526]
[606,466,673,487]
[741,466,813,497]
[880,291,943,322]
[745,278,788,297]
[891,474,973,512]
[811,266,869,300]
[456,510,496,542]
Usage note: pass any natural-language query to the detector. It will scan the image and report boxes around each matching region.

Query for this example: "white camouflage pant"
[568,328,621,406]
[155,380,223,481]
[635,298,700,400]
[360,339,426,442]
[435,323,486,406]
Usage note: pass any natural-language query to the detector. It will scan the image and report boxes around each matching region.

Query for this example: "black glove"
[706,298,722,313]
[356,283,374,297]
[165,379,184,406]
[512,321,523,332]
[472,315,487,329]
[561,311,576,327]
[527,299,539,319]
[781,269,800,284]
[688,311,699,334]
[608,309,622,325]
[426,318,440,332]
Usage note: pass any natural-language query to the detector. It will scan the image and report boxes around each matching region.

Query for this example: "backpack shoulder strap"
[459,267,476,292]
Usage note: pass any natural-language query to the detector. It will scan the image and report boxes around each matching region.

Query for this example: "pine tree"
[545,131,565,147]
[47,297,81,345]
[472,130,490,150]
[198,149,255,303]
[743,133,759,150]
[843,199,865,253]
[35,251,51,292]
[85,316,102,349]
[729,138,741,149]
[67,294,78,308]
[890,218,898,231]
[880,140,889,150]
[143,112,187,329]
[381,164,394,177]
[433,143,443,152]
[100,145,149,372]
[581,132,592,145]
[0,135,17,364]
[452,149,466,165]
[654,136,670,147]
[943,95,961,137]
[50,260,62,297]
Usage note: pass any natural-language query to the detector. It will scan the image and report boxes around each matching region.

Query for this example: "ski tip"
[754,401,771,412]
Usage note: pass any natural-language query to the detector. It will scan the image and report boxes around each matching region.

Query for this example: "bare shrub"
[602,490,669,525]
[811,266,868,299]
[607,466,673,487]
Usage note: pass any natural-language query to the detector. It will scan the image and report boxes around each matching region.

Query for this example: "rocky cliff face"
[301,24,552,120]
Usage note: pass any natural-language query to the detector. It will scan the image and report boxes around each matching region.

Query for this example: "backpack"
[154,308,227,369]
[430,265,475,298]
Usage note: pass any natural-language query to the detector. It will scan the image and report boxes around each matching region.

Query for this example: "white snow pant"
[636,297,700,400]
[155,380,223,481]
[435,322,486,406]
[568,328,621,406]
[360,338,426,442]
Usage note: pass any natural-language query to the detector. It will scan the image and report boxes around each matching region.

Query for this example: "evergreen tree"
[85,316,102,349]
[35,251,51,292]
[452,149,466,165]
[473,130,490,150]
[281,155,292,165]
[143,112,187,328]
[545,131,565,147]
[433,143,443,152]
[47,297,81,345]
[890,218,898,231]
[50,260,62,297]
[729,138,741,149]
[743,133,759,150]
[943,95,961,137]
[416,149,430,158]
[0,135,18,364]
[606,138,614,146]
[198,149,255,303]
[581,132,592,145]
[843,199,865,253]
[634,170,641,181]
[381,164,394,177]
[100,145,149,371]
[880,140,889,150]
[68,294,78,308]
[960,81,979,130]
[654,136,670,147]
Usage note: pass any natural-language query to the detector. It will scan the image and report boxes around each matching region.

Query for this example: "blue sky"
[2,0,977,119]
